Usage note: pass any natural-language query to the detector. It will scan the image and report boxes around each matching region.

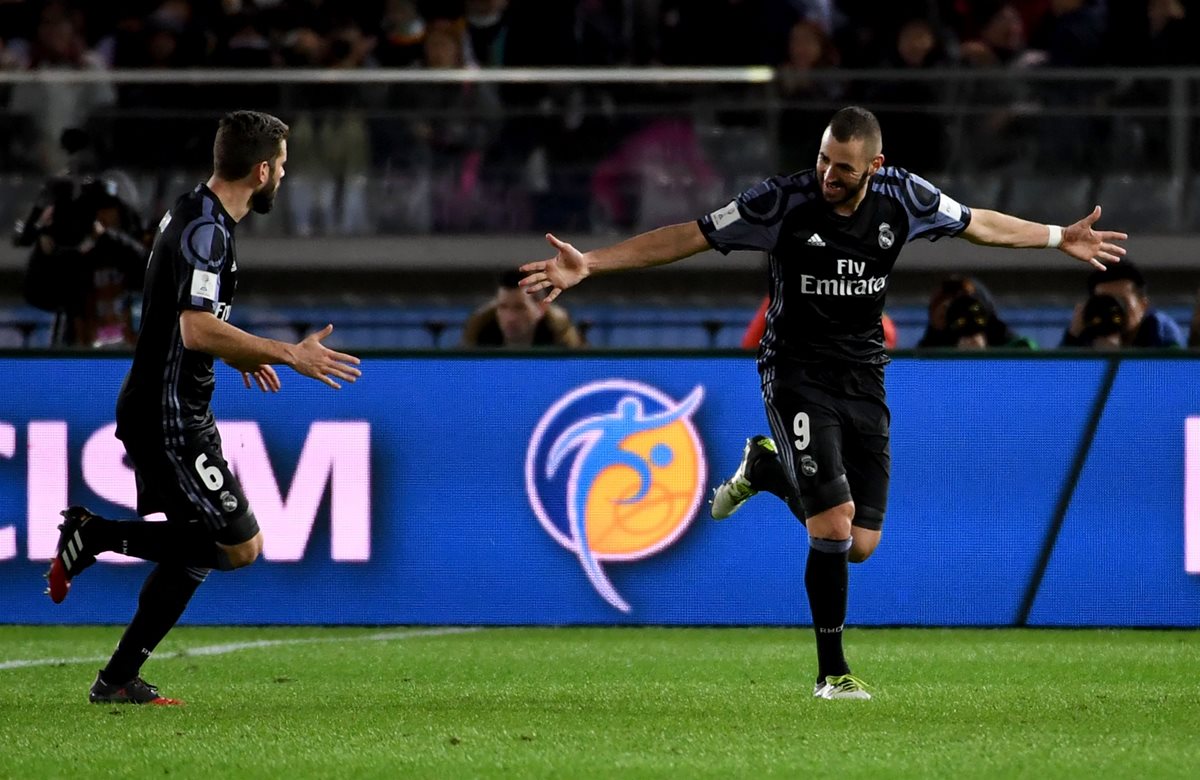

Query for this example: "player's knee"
[217,533,262,570]
[807,501,854,540]
[849,533,881,563]
[229,548,258,569]
[849,511,884,562]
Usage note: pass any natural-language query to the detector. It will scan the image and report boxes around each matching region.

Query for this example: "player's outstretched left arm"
[962,205,1127,270]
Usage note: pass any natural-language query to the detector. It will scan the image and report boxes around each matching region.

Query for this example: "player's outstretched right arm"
[180,311,361,389]
[518,222,709,303]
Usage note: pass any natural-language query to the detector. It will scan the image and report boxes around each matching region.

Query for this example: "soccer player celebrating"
[520,106,1127,700]
[46,111,362,705]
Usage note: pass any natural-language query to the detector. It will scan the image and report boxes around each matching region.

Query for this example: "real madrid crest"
[878,222,895,249]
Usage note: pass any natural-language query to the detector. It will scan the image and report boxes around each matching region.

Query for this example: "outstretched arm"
[180,311,362,389]
[962,205,1128,270]
[519,222,710,303]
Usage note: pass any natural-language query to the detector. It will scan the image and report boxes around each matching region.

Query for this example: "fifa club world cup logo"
[525,380,707,612]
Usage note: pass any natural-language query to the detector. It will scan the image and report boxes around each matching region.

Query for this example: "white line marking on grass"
[0,627,481,671]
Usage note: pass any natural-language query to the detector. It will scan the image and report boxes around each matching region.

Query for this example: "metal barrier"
[2,67,1198,238]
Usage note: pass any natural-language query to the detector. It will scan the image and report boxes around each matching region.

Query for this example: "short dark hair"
[213,111,289,181]
[499,269,525,290]
[1087,259,1145,294]
[828,106,882,156]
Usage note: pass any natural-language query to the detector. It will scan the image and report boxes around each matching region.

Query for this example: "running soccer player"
[519,106,1127,700]
[46,111,363,705]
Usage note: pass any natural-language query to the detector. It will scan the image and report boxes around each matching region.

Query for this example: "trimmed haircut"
[213,111,289,181]
[828,106,882,157]
[1087,259,1145,294]
[499,269,525,290]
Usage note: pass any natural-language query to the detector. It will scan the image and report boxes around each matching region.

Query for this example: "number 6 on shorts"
[194,453,225,491]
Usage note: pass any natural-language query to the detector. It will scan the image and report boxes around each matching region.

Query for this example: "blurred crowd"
[1,1,1191,75]
[0,1,1193,191]
[4,0,1200,351]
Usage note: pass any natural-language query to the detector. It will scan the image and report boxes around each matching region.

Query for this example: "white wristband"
[1045,225,1063,249]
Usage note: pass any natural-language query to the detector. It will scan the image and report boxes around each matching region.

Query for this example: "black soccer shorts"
[122,428,260,546]
[760,374,891,531]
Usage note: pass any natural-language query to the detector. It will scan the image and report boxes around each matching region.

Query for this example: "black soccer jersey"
[699,167,970,367]
[115,184,238,446]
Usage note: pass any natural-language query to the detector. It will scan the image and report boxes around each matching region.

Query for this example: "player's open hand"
[1061,206,1128,271]
[292,324,362,390]
[518,233,589,304]
[241,365,281,393]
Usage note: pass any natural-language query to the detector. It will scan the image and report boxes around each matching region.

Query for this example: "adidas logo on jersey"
[807,233,826,247]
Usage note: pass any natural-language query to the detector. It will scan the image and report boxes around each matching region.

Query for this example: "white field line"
[0,627,481,671]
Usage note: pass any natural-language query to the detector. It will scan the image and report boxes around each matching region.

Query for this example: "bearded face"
[814,128,881,212]
[250,164,280,214]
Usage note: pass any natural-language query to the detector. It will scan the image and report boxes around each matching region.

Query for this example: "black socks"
[86,518,223,569]
[101,564,209,685]
[805,536,852,682]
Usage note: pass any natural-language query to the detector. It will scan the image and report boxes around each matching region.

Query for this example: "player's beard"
[821,170,871,207]
[250,170,280,214]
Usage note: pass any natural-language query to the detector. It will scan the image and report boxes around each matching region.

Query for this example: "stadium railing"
[2,67,1198,348]
[1,66,1198,244]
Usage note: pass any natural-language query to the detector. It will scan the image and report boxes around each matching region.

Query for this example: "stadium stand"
[2,2,1199,349]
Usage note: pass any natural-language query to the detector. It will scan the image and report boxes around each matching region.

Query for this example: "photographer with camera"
[916,274,1036,349]
[13,129,147,348]
[1060,259,1183,348]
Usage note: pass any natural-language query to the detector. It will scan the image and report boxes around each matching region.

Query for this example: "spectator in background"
[959,2,1047,67]
[918,274,1035,348]
[404,19,502,232]
[1028,0,1108,169]
[776,19,842,173]
[942,294,990,349]
[575,0,634,65]
[741,294,897,350]
[8,2,115,173]
[13,129,147,348]
[1060,260,1184,347]
[1108,0,1188,66]
[590,116,723,233]
[282,20,376,237]
[956,2,1044,170]
[207,12,281,115]
[462,269,584,348]
[1075,293,1126,349]
[376,0,426,67]
[1032,0,1106,67]
[109,4,210,174]
[1104,0,1191,169]
[940,293,1038,349]
[465,0,509,66]
[863,17,949,173]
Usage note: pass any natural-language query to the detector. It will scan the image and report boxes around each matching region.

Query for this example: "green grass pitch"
[2,626,1199,779]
